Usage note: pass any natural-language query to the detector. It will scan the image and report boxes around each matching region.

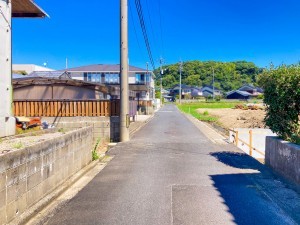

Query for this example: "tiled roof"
[227,90,252,97]
[202,85,221,91]
[63,64,149,73]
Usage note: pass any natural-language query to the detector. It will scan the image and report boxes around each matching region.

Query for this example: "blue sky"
[12,0,300,70]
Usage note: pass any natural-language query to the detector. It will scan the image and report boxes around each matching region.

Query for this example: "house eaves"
[12,0,48,18]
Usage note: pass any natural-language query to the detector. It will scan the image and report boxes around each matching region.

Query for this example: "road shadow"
[210,173,297,225]
[210,151,266,172]
[209,151,300,224]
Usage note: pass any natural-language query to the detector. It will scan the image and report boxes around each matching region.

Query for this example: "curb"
[181,112,228,145]
[129,114,154,137]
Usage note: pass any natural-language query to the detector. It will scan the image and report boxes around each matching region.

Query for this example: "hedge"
[258,65,300,144]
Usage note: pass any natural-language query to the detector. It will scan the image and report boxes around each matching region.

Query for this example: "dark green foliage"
[258,65,300,144]
[154,60,262,92]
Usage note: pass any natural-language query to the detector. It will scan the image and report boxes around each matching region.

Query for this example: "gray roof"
[202,85,221,91]
[239,84,264,93]
[12,74,27,79]
[63,64,149,73]
[227,90,252,97]
[22,71,71,79]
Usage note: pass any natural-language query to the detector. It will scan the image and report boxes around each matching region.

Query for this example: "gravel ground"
[0,130,73,155]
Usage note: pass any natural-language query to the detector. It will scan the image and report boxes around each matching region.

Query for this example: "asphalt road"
[46,104,300,225]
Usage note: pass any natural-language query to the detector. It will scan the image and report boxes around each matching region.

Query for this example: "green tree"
[258,65,300,144]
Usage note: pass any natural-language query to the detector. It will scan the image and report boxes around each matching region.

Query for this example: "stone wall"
[266,137,300,184]
[43,116,120,143]
[0,127,93,224]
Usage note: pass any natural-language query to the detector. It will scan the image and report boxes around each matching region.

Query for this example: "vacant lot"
[177,102,266,130]
[177,102,239,122]
[197,108,266,129]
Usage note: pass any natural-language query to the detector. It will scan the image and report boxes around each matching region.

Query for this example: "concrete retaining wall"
[43,116,120,143]
[266,137,300,184]
[0,127,93,224]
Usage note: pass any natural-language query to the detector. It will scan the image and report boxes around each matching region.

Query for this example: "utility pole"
[120,0,129,142]
[66,58,68,69]
[0,0,15,137]
[160,57,164,107]
[212,67,215,100]
[179,60,183,104]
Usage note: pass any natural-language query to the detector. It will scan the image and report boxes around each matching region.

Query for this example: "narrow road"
[46,105,300,225]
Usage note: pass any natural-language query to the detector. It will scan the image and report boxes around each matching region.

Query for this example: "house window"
[146,74,151,83]
[87,73,92,82]
[136,73,145,84]
[105,73,120,84]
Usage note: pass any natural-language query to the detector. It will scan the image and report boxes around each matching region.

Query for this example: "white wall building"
[13,64,54,74]
[63,64,155,101]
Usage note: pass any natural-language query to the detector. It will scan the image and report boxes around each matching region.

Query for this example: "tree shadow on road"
[209,151,300,225]
[210,173,299,225]
[210,151,266,172]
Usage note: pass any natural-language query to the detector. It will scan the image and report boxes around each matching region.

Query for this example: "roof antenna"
[66,58,68,69]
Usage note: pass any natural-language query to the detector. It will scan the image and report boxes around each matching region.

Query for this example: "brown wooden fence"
[137,100,152,107]
[14,100,120,117]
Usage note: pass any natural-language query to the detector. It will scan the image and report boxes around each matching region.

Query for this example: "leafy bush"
[257,94,264,100]
[258,65,300,144]
[215,95,221,102]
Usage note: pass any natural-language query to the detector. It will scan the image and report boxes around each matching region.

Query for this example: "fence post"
[235,131,239,146]
[249,130,253,156]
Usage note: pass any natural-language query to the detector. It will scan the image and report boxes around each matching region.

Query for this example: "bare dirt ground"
[197,108,266,129]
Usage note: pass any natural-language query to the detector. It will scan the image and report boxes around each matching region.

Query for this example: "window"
[105,73,120,84]
[87,73,92,82]
[136,73,146,84]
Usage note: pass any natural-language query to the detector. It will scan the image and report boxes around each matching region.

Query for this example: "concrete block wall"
[43,116,120,143]
[266,137,300,184]
[0,127,93,224]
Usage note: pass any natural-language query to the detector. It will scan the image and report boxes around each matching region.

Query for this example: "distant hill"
[154,60,263,92]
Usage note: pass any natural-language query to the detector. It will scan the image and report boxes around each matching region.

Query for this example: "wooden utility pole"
[120,0,129,142]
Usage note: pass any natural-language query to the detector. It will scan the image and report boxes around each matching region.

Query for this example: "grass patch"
[92,138,101,161]
[177,102,238,122]
[12,142,24,149]
[16,127,41,135]
[203,110,209,116]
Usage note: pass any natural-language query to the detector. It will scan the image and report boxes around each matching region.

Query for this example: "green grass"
[177,101,239,122]
[12,142,24,149]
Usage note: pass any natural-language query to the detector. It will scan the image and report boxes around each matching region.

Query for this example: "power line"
[128,1,143,57]
[157,0,164,56]
[135,0,156,70]
[145,0,158,56]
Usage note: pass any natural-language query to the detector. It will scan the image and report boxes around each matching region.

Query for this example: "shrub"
[257,94,264,100]
[203,110,209,116]
[215,95,221,102]
[258,65,300,144]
